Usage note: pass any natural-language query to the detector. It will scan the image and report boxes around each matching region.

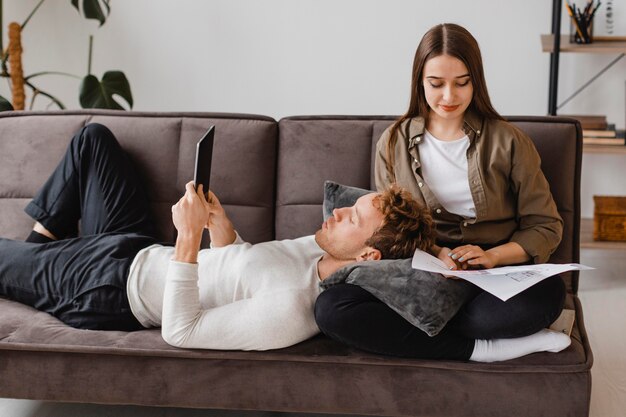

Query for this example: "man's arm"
[171,182,209,263]
[170,183,237,263]
[166,182,322,350]
[161,279,319,350]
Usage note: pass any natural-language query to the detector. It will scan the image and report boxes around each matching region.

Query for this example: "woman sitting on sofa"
[315,23,568,361]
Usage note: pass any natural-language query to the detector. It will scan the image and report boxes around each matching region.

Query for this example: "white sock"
[469,329,571,363]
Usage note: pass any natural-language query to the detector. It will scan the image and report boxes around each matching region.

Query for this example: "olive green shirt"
[374,112,563,264]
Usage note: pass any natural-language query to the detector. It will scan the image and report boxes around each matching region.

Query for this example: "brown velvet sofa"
[0,110,592,416]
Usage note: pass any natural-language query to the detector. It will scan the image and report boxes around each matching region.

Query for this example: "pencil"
[565,2,586,41]
[589,1,602,24]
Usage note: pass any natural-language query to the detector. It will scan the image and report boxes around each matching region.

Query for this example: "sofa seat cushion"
[0,294,592,415]
[0,293,590,367]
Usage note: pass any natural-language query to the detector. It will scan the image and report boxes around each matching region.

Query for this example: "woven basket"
[593,196,626,241]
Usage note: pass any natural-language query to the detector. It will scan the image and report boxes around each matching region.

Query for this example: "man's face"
[315,193,384,261]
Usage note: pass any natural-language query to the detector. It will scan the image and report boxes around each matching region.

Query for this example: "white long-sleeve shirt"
[126,235,325,351]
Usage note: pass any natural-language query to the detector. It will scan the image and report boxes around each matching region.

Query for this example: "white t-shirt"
[419,130,476,218]
[126,234,325,351]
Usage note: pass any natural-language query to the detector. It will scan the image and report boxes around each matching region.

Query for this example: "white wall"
[2,0,625,217]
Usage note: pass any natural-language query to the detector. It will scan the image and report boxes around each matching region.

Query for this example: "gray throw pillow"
[320,259,475,337]
[321,180,474,336]
[323,180,373,220]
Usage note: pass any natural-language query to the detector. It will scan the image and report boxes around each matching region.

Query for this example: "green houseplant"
[0,0,133,111]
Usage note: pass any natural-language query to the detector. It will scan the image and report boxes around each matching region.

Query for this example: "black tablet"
[193,126,215,193]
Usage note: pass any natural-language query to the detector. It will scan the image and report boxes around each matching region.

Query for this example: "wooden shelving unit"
[543,0,626,116]
[541,34,626,54]
[542,4,626,251]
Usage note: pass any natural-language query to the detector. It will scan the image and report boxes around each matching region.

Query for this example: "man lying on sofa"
[0,124,569,360]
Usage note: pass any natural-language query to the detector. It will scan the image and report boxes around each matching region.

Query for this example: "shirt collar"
[406,118,425,149]
[462,110,483,138]
[406,110,484,149]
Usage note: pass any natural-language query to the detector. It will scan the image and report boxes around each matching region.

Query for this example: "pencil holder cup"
[570,16,594,44]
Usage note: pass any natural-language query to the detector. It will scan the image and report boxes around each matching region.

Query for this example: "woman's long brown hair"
[384,23,504,181]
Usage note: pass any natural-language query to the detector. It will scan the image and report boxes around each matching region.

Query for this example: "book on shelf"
[583,137,625,146]
[583,129,617,138]
[561,114,608,130]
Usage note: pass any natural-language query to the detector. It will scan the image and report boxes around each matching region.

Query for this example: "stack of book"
[583,127,625,146]
[562,115,625,146]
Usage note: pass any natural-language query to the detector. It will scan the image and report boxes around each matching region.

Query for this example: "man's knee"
[70,123,121,160]
[82,122,114,139]
[75,123,118,149]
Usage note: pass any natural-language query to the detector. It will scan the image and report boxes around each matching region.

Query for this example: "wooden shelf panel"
[581,218,626,249]
[541,34,626,53]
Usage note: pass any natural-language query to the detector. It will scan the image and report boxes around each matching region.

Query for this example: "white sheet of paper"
[411,249,593,301]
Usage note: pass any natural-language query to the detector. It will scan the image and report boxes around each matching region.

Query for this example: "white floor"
[1,248,623,417]
[577,248,626,417]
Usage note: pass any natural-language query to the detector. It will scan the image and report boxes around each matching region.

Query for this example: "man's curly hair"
[365,184,435,259]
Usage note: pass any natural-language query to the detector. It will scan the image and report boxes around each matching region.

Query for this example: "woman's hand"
[431,245,463,278]
[435,246,459,270]
[449,245,499,269]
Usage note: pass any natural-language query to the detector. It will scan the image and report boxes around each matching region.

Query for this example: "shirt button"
[414,158,419,163]
[416,137,421,143]
[436,208,442,214]
[418,182,423,187]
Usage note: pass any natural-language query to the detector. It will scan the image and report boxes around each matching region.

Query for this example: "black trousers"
[0,123,158,330]
[315,275,565,360]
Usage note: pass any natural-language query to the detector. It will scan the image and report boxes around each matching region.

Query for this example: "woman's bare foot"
[33,222,58,241]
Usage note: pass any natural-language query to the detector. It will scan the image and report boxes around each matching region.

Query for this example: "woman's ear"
[357,247,382,261]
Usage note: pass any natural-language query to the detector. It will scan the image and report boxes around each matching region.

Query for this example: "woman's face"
[422,54,473,123]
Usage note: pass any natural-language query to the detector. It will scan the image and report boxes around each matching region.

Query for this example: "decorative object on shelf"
[593,196,626,241]
[566,0,602,44]
[606,0,614,35]
[0,0,133,111]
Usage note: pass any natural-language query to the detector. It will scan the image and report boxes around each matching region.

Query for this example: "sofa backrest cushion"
[276,116,396,239]
[0,110,277,245]
[0,111,581,293]
[276,116,582,293]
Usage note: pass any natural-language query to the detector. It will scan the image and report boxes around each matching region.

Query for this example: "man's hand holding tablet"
[193,126,215,194]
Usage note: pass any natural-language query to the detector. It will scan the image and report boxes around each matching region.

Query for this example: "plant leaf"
[71,0,110,26]
[79,71,133,110]
[0,94,14,112]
